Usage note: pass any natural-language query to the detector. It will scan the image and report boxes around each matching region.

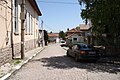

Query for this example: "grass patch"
[10,59,22,65]
[14,60,21,65]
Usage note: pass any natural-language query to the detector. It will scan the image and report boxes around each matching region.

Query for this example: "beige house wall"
[12,0,40,55]
[13,0,39,43]
[25,0,39,41]
[0,0,12,66]
[0,0,11,48]
[0,0,41,66]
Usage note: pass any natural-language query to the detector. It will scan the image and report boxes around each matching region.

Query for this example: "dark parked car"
[66,43,100,62]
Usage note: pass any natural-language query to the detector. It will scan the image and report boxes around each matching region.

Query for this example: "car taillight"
[80,51,86,54]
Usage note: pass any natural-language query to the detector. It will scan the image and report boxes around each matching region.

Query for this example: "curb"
[0,47,46,80]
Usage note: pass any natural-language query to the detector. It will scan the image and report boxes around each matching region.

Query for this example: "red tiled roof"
[65,34,74,38]
[48,33,59,37]
[66,33,81,39]
[67,28,81,33]
[79,24,91,31]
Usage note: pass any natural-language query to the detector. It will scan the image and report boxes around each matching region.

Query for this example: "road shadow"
[30,55,120,74]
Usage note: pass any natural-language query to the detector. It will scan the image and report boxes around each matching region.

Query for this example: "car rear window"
[79,44,93,49]
[61,41,65,43]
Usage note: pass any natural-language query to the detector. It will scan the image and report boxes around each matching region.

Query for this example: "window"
[14,0,19,34]
[25,12,33,35]
[29,13,30,34]
[31,16,33,34]
[26,12,29,34]
[30,14,33,34]
[73,38,77,41]
[25,12,27,34]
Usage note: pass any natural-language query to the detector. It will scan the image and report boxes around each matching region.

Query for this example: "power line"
[37,0,79,5]
[44,23,55,31]
[39,18,55,32]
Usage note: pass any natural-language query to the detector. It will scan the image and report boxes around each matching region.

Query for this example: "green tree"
[44,30,48,45]
[78,0,120,46]
[59,31,66,40]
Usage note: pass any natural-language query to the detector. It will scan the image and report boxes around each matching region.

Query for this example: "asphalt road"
[8,43,120,80]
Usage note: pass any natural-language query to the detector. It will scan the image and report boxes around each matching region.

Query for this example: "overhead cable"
[37,0,79,5]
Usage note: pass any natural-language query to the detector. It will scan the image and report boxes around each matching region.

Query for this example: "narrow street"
[8,44,120,80]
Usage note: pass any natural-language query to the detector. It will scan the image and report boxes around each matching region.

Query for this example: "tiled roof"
[65,34,74,38]
[67,28,81,33]
[48,33,59,37]
[79,24,91,31]
[66,33,81,38]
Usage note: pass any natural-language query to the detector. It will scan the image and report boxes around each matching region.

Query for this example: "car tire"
[75,55,79,62]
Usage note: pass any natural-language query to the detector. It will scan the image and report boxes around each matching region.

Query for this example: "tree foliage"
[78,0,120,46]
[44,30,48,45]
[59,31,66,40]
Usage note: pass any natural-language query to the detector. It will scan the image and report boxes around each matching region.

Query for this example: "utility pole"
[20,0,25,59]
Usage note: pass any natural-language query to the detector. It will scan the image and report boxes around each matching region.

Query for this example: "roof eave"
[28,0,42,16]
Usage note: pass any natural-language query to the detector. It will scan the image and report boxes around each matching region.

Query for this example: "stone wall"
[25,39,36,52]
[0,39,38,66]
[13,39,38,56]
[0,46,12,66]
[14,43,21,56]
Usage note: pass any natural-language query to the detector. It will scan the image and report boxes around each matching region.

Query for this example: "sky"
[36,0,84,33]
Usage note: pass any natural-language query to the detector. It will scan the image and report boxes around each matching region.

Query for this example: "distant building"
[48,33,59,43]
[79,24,91,36]
[66,28,83,45]
[66,28,81,36]
[79,24,92,44]
[66,24,91,45]
[38,29,44,46]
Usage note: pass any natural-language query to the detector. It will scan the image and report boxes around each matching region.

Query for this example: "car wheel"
[75,55,79,62]
[66,51,70,57]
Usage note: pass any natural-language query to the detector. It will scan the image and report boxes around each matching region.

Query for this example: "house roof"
[28,0,42,16]
[66,33,81,39]
[65,34,74,38]
[79,24,91,31]
[67,28,81,33]
[48,33,59,37]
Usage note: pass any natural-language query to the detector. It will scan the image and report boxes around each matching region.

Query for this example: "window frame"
[14,0,19,34]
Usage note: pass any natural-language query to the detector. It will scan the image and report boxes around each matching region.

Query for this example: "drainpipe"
[41,20,44,47]
[11,0,14,59]
[34,11,35,48]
